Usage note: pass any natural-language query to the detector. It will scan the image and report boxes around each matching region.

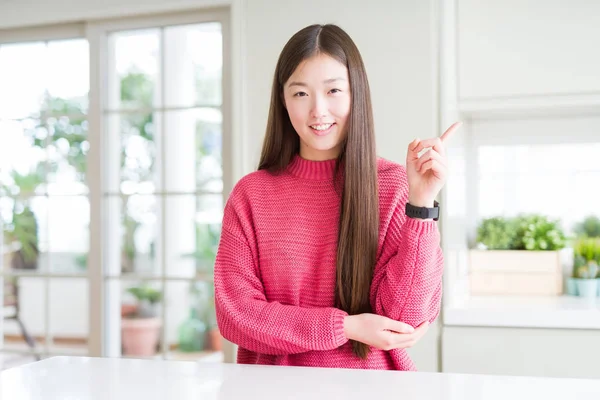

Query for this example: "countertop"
[444,294,600,329]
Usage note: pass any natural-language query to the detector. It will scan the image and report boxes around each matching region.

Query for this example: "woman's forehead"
[286,54,349,86]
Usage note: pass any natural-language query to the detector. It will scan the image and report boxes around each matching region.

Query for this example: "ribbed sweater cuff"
[333,309,349,347]
[403,216,438,236]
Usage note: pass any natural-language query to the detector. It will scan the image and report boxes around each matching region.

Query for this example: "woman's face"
[283,53,351,161]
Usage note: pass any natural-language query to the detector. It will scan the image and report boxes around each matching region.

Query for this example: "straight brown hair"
[258,24,379,359]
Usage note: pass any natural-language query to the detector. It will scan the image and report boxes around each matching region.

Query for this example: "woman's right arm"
[214,198,349,355]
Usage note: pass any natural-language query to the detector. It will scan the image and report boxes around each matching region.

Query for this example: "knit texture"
[214,155,443,370]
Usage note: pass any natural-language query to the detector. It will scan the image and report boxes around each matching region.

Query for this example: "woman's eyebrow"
[287,77,346,88]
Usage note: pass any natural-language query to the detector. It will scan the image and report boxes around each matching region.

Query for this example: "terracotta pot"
[207,328,222,351]
[11,249,38,270]
[121,304,137,317]
[121,317,162,356]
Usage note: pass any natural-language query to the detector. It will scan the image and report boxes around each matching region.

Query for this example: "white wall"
[458,0,600,99]
[0,0,227,29]
[242,0,439,169]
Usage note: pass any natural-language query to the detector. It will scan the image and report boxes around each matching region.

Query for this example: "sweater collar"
[287,154,340,180]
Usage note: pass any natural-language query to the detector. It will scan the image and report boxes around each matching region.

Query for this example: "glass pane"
[165,280,223,362]
[0,118,47,197]
[196,194,224,225]
[109,29,160,110]
[103,195,160,278]
[114,280,164,358]
[478,176,507,218]
[477,143,600,237]
[49,278,89,354]
[2,277,46,357]
[46,115,89,195]
[165,195,222,279]
[104,112,160,194]
[164,23,222,107]
[164,108,222,193]
[47,196,89,274]
[46,39,90,114]
[0,42,47,120]
[121,112,159,194]
[1,196,48,272]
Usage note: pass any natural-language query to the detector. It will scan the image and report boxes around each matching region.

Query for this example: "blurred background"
[0,0,598,380]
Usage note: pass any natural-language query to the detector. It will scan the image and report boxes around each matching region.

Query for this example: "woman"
[214,23,460,370]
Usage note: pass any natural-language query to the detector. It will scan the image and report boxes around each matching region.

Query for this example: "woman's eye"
[329,88,341,94]
[293,92,307,97]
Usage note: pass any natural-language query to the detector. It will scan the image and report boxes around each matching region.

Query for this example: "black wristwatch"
[405,201,440,221]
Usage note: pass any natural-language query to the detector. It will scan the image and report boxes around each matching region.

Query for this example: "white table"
[1,356,599,399]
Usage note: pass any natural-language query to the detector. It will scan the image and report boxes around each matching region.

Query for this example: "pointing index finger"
[440,121,462,143]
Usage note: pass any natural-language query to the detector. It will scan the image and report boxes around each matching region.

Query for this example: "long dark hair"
[258,24,378,359]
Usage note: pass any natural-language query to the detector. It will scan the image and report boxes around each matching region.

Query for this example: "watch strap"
[405,201,440,221]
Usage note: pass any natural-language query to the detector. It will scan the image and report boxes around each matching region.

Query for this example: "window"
[477,142,600,236]
[0,9,230,366]
[0,30,90,362]
[467,115,600,239]
[91,11,229,362]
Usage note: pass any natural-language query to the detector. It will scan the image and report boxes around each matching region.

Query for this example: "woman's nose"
[310,95,328,118]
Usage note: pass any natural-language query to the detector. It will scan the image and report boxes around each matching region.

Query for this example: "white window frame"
[0,23,85,45]
[0,22,89,359]
[85,8,232,358]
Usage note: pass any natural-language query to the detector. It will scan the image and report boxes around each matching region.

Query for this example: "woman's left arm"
[369,205,444,328]
[370,122,461,328]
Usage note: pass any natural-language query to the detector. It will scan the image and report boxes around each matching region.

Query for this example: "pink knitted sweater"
[214,155,443,370]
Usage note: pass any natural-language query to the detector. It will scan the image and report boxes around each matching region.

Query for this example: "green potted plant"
[121,283,163,356]
[470,214,568,296]
[574,215,600,239]
[4,204,39,270]
[475,216,515,250]
[511,214,567,251]
[2,170,43,270]
[570,238,600,298]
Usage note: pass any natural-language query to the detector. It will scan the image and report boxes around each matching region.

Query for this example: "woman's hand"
[406,122,462,207]
[343,313,430,351]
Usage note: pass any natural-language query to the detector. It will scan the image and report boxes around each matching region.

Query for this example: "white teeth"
[310,123,333,131]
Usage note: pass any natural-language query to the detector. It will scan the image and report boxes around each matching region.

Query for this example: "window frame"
[86,8,231,359]
[0,23,90,359]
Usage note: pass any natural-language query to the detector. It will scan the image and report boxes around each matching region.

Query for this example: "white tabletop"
[2,356,600,399]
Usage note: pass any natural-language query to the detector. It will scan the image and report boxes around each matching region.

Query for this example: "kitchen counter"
[444,294,600,329]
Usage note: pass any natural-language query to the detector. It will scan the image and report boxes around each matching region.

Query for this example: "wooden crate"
[469,250,565,296]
